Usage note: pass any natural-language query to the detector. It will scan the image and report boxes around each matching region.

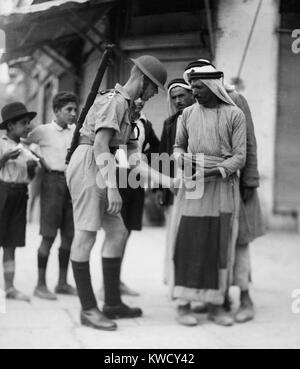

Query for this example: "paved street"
[0,223,299,349]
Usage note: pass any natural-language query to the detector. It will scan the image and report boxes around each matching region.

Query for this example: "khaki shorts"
[66,145,126,234]
[40,172,74,239]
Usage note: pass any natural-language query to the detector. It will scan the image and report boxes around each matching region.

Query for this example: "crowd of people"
[0,54,264,331]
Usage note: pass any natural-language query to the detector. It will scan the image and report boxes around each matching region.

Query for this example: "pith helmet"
[131,55,167,90]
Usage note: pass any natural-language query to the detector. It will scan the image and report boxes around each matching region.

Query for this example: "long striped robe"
[170,101,247,304]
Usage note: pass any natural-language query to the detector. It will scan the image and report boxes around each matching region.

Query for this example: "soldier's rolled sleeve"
[94,96,125,135]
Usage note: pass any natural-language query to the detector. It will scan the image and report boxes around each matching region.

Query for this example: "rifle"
[66,44,115,164]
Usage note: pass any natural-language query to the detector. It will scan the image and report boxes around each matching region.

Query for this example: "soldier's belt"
[78,135,117,155]
[78,135,94,146]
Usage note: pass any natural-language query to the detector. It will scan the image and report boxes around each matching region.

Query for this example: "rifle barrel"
[66,44,115,164]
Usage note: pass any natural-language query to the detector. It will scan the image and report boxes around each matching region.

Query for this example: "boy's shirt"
[28,121,75,172]
[0,135,32,183]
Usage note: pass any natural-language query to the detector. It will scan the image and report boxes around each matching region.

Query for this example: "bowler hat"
[0,102,37,130]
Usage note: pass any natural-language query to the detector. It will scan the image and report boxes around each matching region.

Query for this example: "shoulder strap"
[99,89,115,96]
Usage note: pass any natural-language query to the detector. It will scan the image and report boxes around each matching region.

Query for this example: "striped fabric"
[175,102,246,178]
[168,101,247,304]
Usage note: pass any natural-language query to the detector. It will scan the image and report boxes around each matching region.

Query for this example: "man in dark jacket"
[155,79,194,285]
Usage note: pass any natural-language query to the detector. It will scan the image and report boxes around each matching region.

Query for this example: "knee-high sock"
[58,249,71,286]
[102,258,122,306]
[3,248,16,291]
[37,237,54,287]
[3,261,15,291]
[72,261,97,311]
[37,252,49,287]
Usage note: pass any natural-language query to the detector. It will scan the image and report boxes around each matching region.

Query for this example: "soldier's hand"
[107,188,123,215]
[241,186,255,203]
[170,177,180,196]
[177,153,185,170]
[155,190,164,207]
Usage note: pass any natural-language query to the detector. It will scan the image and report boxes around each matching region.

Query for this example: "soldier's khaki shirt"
[80,83,138,154]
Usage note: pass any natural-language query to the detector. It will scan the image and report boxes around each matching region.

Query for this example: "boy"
[28,92,78,300]
[0,102,38,301]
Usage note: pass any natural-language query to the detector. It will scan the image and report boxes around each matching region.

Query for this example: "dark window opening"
[120,0,215,37]
[280,0,300,28]
[57,38,84,72]
[280,0,300,13]
[131,0,215,16]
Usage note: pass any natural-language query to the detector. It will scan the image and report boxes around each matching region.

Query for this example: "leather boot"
[103,303,143,319]
[81,308,117,331]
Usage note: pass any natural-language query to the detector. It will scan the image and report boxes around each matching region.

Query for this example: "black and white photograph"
[0,0,299,352]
